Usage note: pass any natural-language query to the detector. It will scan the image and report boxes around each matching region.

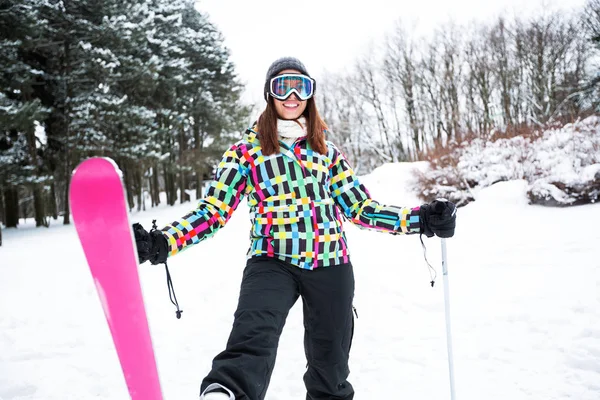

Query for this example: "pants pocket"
[348,306,357,354]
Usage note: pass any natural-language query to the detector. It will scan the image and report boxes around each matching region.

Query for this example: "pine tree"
[0,1,51,228]
[0,0,250,232]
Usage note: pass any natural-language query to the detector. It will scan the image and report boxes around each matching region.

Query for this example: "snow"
[1,163,599,400]
[34,121,46,147]
[428,116,600,205]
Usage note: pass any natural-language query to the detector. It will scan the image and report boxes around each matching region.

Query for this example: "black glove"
[132,223,169,265]
[419,199,457,238]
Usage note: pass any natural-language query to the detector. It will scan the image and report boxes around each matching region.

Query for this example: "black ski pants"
[200,256,355,400]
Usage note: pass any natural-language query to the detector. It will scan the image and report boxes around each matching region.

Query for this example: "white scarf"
[278,117,307,146]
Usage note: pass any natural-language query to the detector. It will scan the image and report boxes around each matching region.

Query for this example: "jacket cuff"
[397,206,422,234]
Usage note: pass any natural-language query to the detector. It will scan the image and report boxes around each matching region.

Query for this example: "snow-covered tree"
[0,0,249,228]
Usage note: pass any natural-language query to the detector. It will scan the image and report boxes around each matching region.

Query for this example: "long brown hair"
[256,96,328,156]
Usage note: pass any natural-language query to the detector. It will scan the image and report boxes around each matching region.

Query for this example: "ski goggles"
[268,74,315,101]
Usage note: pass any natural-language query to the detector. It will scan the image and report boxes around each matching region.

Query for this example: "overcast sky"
[196,0,587,107]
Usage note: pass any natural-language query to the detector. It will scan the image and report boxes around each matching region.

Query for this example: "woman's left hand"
[419,200,457,238]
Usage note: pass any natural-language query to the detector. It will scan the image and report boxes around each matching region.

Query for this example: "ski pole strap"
[164,261,183,319]
[420,233,437,287]
[151,220,183,319]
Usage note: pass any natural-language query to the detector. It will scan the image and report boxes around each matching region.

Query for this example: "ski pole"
[441,238,456,400]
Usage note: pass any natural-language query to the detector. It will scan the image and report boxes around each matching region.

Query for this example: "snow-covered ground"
[1,162,599,400]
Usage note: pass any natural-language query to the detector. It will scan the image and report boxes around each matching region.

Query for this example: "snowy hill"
[1,162,599,400]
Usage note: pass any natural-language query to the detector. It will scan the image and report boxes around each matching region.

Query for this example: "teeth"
[283,104,298,108]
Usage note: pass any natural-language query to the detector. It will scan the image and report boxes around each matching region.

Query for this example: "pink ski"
[70,157,163,400]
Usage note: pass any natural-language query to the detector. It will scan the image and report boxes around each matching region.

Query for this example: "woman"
[134,57,456,400]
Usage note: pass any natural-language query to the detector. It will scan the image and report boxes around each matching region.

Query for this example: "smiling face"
[272,69,308,120]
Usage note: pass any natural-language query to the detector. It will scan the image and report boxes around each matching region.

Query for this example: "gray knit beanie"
[264,57,313,101]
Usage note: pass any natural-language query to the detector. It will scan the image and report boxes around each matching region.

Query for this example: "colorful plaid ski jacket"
[161,127,421,269]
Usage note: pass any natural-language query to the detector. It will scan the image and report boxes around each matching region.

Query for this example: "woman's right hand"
[132,223,169,265]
